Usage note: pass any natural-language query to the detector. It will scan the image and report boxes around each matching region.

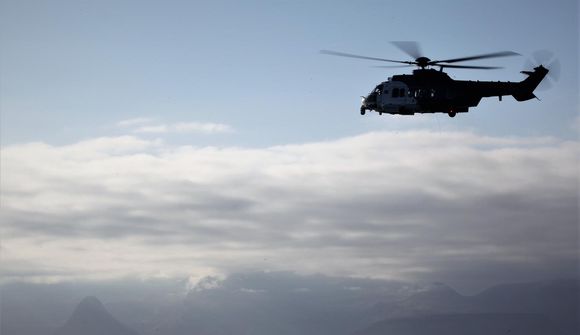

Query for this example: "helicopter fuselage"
[361,66,548,117]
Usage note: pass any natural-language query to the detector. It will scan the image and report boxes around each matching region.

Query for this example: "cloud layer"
[1,131,578,291]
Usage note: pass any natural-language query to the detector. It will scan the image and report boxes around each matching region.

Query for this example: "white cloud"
[173,122,233,134]
[0,131,578,289]
[119,119,234,135]
[240,288,266,293]
[134,125,170,133]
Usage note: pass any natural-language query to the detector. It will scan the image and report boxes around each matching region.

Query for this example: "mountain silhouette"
[54,296,139,335]
[355,313,558,335]
[358,279,579,335]
[0,275,576,335]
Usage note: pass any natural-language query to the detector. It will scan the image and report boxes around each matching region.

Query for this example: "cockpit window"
[392,88,399,98]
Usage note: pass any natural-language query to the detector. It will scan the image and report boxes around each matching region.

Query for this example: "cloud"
[173,122,233,134]
[116,118,233,134]
[0,131,578,291]
[133,122,233,134]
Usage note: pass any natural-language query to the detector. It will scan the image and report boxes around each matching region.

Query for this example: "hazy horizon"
[2,271,579,335]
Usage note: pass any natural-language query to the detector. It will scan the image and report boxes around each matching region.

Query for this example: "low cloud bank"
[1,131,577,292]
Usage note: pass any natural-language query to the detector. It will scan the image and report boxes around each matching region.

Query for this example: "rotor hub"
[415,57,431,68]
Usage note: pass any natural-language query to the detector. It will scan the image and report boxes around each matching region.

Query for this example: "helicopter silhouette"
[321,42,551,117]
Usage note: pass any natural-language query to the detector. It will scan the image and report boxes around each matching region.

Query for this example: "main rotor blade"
[391,41,423,59]
[320,50,412,64]
[432,51,520,64]
[372,65,415,68]
[438,64,503,69]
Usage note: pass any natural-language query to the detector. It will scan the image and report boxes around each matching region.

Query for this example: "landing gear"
[448,111,456,118]
[360,107,366,115]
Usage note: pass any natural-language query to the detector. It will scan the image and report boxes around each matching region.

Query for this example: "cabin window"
[400,89,405,97]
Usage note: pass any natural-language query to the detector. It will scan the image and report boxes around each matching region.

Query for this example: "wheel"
[448,111,456,118]
[360,108,366,115]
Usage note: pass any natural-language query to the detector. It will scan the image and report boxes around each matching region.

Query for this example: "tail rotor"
[524,50,560,90]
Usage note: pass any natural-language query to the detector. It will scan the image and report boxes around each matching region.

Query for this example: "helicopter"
[321,42,553,117]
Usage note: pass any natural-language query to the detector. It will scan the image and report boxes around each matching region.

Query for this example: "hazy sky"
[0,0,578,293]
[1,0,578,145]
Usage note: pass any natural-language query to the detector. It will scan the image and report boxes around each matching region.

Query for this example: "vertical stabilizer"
[513,65,548,101]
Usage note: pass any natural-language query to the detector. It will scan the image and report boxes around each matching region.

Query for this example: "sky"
[0,0,578,294]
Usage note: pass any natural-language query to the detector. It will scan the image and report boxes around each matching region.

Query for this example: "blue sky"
[1,0,578,146]
[0,0,578,290]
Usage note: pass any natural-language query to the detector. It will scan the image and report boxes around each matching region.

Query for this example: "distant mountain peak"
[54,296,139,335]
[410,282,463,299]
[75,296,108,313]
